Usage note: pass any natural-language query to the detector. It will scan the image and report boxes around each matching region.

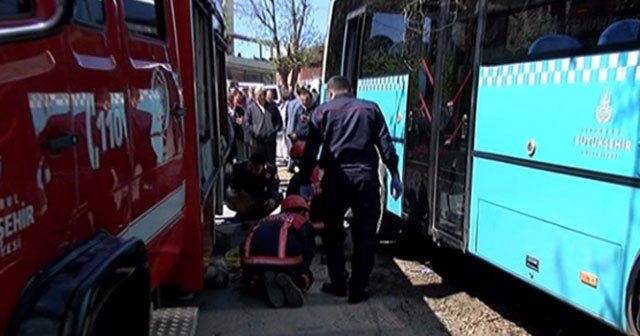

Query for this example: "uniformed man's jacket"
[300,93,399,183]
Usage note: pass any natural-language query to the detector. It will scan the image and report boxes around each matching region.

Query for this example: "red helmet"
[290,141,306,160]
[281,195,310,212]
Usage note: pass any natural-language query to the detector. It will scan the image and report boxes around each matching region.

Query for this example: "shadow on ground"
[389,236,624,336]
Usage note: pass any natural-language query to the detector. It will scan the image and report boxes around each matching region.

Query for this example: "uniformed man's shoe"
[321,282,347,297]
[263,271,285,308]
[275,273,304,308]
[347,288,370,304]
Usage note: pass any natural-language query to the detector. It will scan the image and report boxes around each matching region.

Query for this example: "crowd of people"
[226,81,319,170]
[223,77,403,310]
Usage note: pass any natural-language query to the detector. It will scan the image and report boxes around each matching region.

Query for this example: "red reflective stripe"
[312,221,324,231]
[243,255,303,266]
[302,274,310,290]
[243,229,255,258]
[243,221,262,258]
[278,218,293,258]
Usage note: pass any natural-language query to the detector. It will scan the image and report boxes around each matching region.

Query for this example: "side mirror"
[0,0,72,44]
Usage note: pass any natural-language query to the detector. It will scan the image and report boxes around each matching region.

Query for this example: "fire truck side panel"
[0,23,75,335]
[0,0,220,332]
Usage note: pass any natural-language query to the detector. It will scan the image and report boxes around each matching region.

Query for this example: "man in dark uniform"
[241,195,316,308]
[225,153,283,220]
[298,76,403,304]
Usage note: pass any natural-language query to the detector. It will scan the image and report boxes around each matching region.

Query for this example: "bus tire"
[626,255,640,336]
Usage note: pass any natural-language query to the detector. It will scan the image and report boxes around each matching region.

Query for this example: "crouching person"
[225,153,283,221]
[286,141,325,232]
[240,196,315,308]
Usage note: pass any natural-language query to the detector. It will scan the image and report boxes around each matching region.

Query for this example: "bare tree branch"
[238,0,321,90]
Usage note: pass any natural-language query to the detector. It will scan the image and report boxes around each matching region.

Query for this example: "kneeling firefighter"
[240,195,316,308]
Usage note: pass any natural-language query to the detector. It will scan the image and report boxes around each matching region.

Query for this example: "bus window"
[483,0,640,65]
[123,0,166,40]
[323,1,363,81]
[0,0,30,19]
[360,12,407,78]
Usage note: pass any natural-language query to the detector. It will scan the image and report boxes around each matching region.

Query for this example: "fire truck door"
[0,2,76,332]
[65,0,133,239]
[0,1,77,271]
[120,0,185,243]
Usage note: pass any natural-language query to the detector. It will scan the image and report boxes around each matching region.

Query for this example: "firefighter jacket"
[241,212,315,270]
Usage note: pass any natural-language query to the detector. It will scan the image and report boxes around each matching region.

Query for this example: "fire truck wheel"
[85,265,151,336]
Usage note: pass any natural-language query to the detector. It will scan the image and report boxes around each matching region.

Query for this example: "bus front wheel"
[627,258,640,336]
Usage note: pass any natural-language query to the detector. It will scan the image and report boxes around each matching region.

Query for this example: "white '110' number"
[96,107,127,151]
[79,92,128,170]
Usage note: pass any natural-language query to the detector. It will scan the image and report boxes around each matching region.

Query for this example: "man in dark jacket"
[244,86,283,166]
[225,153,283,220]
[298,76,403,304]
[241,195,316,308]
[285,88,314,171]
[286,88,315,142]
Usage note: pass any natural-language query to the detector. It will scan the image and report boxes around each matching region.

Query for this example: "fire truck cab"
[0,0,229,335]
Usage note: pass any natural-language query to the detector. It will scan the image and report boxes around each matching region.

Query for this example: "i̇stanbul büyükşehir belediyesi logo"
[574,89,632,160]
[595,89,612,125]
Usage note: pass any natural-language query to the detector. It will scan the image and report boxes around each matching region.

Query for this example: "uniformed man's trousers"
[321,168,381,293]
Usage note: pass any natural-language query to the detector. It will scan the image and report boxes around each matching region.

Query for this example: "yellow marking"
[580,271,598,288]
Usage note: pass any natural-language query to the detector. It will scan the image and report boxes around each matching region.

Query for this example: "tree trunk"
[288,67,301,91]
[277,69,290,93]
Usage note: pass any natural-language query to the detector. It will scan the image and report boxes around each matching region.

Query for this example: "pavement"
[196,251,449,336]
[196,161,445,336]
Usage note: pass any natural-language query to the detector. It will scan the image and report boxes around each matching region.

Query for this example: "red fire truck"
[0,0,230,334]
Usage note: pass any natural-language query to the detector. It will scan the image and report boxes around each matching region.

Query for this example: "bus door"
[430,1,480,250]
[402,9,442,235]
[341,6,367,91]
[355,8,414,218]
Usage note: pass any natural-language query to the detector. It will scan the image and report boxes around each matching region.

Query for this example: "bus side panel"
[469,158,630,329]
[356,75,409,216]
[474,52,640,180]
[470,50,640,331]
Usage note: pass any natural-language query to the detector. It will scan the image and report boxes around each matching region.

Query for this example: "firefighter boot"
[263,271,285,308]
[275,273,304,308]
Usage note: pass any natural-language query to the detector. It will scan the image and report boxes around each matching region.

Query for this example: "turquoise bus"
[322,0,640,333]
